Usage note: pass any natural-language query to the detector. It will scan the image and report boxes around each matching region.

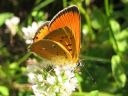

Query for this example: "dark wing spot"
[66,43,72,46]
[68,49,72,51]
[56,52,59,56]
[59,39,63,42]
[61,36,65,39]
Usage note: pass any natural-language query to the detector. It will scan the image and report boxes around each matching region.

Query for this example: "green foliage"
[0,86,9,96]
[111,55,126,88]
[0,0,128,95]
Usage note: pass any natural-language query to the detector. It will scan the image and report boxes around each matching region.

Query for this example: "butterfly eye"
[56,52,59,56]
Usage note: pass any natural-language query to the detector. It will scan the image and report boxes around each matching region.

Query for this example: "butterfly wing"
[33,21,50,43]
[48,5,80,63]
[31,6,80,65]
[31,39,72,65]
[44,27,76,60]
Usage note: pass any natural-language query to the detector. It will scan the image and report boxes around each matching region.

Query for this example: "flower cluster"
[27,59,78,96]
[5,16,20,36]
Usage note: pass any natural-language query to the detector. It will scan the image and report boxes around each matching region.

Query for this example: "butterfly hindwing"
[31,39,72,65]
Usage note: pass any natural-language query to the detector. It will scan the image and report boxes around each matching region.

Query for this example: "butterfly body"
[31,5,81,65]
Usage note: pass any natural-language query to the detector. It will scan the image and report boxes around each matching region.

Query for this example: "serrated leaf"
[111,55,126,87]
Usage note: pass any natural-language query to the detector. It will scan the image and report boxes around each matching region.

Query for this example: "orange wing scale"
[33,22,49,43]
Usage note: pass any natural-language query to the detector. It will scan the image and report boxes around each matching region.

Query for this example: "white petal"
[46,76,55,85]
[11,16,20,24]
[37,74,43,82]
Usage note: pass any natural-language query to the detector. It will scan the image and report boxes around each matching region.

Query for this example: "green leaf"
[0,13,13,27]
[72,90,99,96]
[99,92,114,96]
[122,0,128,3]
[109,19,120,34]
[0,66,7,78]
[111,55,127,87]
[85,0,92,6]
[89,90,99,96]
[116,28,128,52]
[91,7,107,29]
[33,0,54,11]
[109,19,121,52]
[9,62,19,69]
[32,11,46,21]
[0,86,9,96]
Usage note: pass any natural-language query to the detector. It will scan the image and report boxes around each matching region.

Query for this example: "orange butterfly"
[30,5,81,65]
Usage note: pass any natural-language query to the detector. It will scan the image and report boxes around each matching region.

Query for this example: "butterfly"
[30,5,81,65]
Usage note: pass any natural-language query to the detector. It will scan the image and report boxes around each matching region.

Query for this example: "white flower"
[65,69,75,78]
[54,66,61,76]
[5,16,20,36]
[37,74,43,82]
[57,75,62,83]
[28,72,36,83]
[46,75,55,85]
[27,62,40,72]
[55,87,59,92]
[32,85,47,96]
[22,21,43,44]
[27,63,78,96]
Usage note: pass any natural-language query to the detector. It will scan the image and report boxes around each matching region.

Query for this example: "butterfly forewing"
[49,6,80,62]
